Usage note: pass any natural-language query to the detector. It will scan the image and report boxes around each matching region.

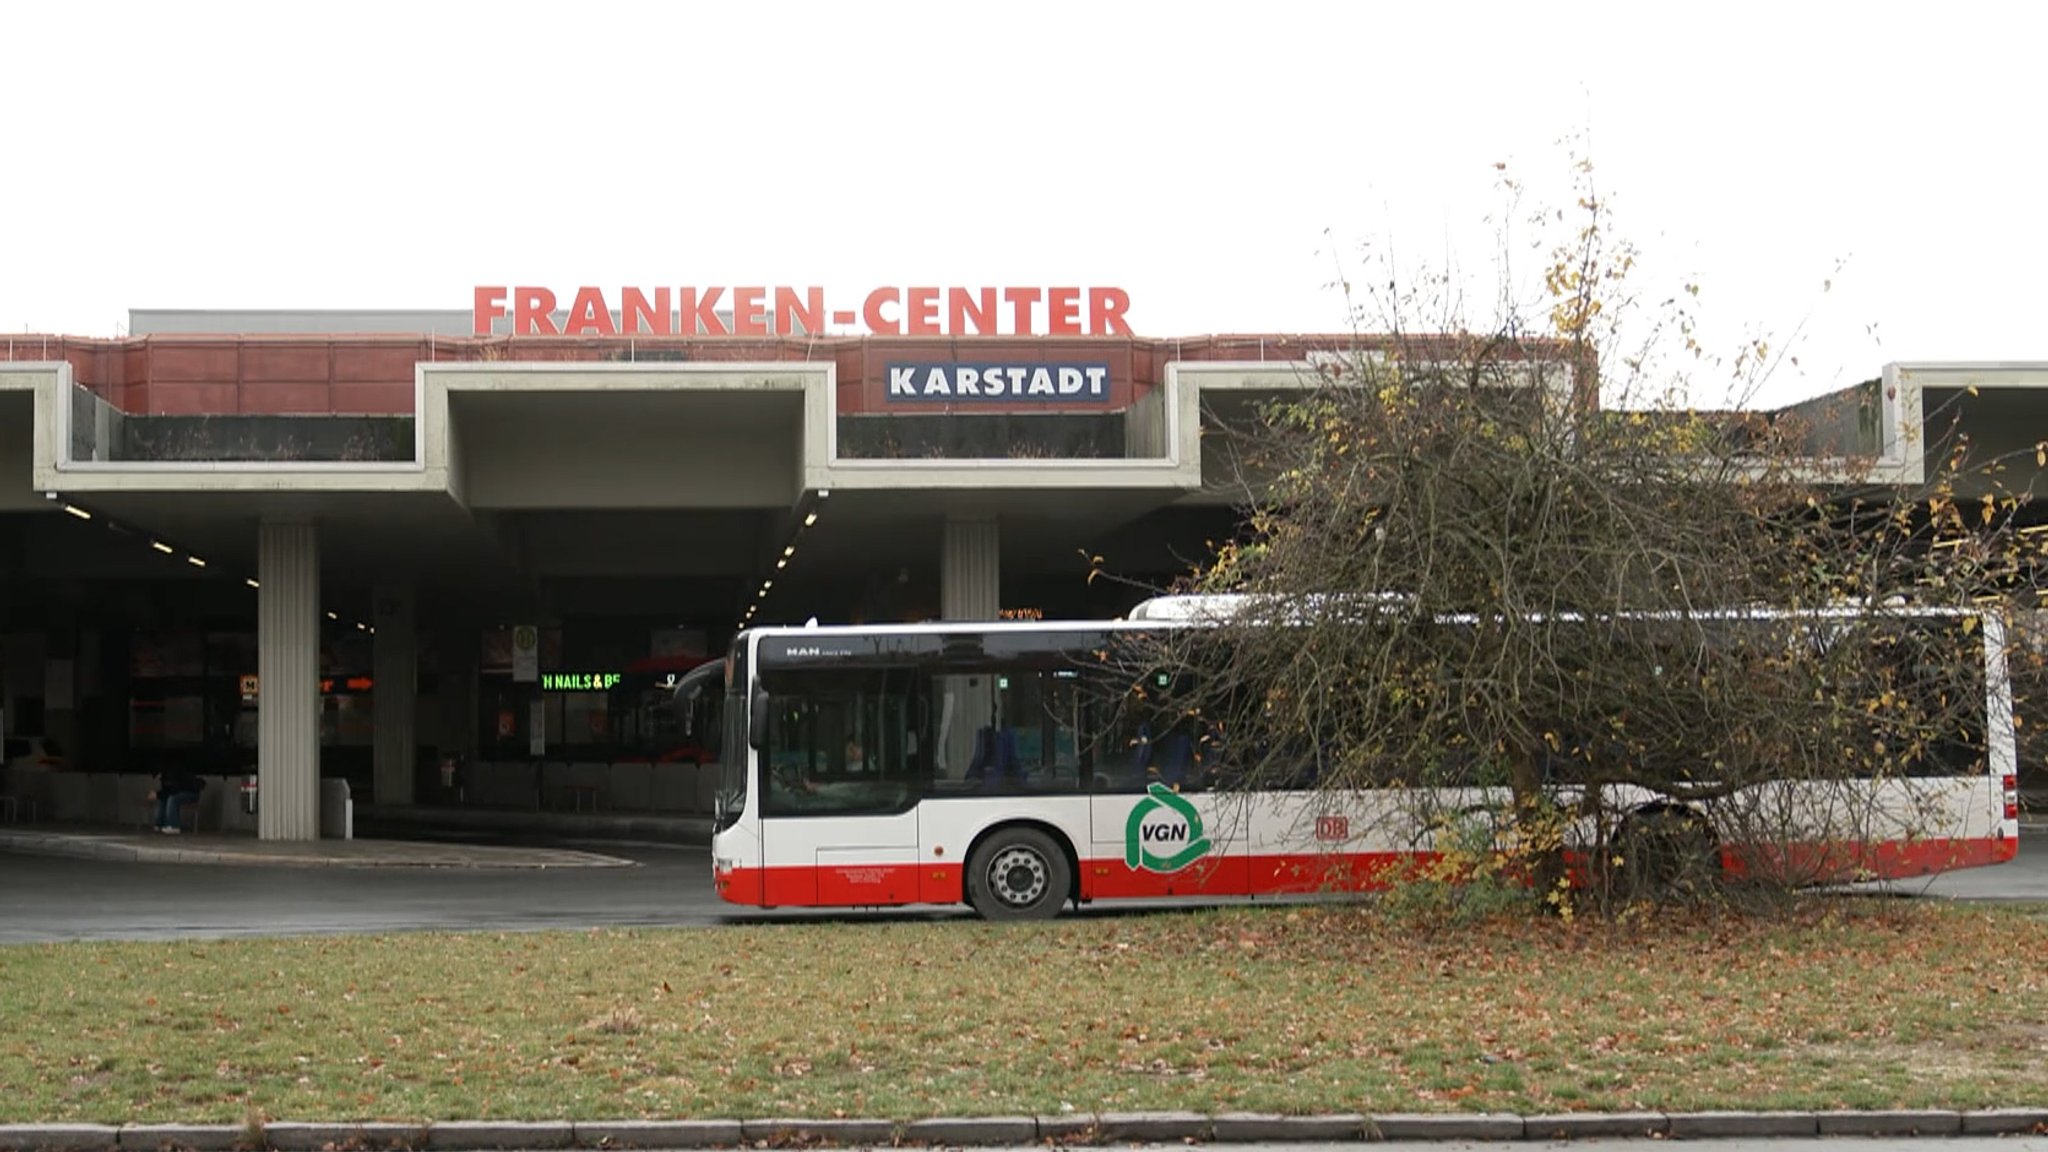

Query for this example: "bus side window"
[967,725,1023,787]
[1152,726,1194,789]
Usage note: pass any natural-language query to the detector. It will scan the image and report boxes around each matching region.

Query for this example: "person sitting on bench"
[150,771,206,834]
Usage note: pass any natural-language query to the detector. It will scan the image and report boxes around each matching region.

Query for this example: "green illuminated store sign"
[540,672,623,692]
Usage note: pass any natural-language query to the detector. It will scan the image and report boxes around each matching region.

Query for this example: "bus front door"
[759,810,923,908]
[757,733,923,909]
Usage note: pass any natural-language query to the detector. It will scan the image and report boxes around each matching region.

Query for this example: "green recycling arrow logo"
[1125,783,1213,873]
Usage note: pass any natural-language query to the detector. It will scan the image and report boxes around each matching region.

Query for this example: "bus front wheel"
[966,827,1071,921]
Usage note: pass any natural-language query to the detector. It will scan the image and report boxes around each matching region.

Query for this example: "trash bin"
[439,755,466,804]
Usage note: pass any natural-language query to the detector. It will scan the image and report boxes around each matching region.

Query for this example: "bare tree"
[1114,159,2046,914]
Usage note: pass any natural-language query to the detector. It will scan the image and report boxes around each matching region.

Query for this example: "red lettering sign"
[472,286,1134,338]
[1315,814,1350,842]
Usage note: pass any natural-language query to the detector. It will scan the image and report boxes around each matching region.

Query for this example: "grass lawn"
[0,900,2042,1125]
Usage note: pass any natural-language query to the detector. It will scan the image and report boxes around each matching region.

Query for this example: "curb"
[0,1109,2042,1148]
[0,837,151,866]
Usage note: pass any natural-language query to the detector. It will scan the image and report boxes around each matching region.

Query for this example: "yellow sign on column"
[512,625,539,683]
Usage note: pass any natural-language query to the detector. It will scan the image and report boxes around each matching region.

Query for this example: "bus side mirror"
[674,684,699,737]
[668,660,724,740]
[748,692,770,752]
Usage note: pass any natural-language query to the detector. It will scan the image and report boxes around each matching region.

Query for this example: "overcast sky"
[3,1,2039,406]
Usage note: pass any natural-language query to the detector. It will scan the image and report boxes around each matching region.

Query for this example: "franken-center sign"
[473,285,1133,337]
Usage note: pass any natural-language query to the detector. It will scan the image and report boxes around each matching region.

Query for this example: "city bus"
[703,595,2022,920]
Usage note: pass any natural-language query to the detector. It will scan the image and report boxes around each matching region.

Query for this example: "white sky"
[3,1,2041,407]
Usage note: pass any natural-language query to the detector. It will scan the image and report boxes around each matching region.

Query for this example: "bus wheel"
[1616,807,1719,900]
[967,827,1070,921]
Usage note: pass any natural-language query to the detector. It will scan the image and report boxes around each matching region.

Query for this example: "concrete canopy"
[5,359,1266,625]
[10,355,2048,630]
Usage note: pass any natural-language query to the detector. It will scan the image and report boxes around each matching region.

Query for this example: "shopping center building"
[2,292,2043,839]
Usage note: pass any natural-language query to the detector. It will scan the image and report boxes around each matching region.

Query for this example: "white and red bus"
[704,595,2021,920]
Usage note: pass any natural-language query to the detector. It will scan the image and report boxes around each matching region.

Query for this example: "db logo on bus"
[1125,784,1213,873]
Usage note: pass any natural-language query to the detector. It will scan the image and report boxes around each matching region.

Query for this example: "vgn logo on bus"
[1125,784,1214,873]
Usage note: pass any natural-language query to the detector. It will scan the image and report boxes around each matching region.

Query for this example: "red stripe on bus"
[1078,855,1255,900]
[760,865,816,907]
[921,863,965,904]
[728,863,965,909]
[714,865,763,905]
[1246,851,1436,895]
[718,835,2014,911]
[1721,834,2015,882]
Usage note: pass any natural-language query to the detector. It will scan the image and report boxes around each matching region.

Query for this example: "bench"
[0,773,42,822]
[141,785,210,833]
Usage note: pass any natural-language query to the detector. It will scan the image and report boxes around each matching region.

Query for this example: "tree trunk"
[1506,748,1570,907]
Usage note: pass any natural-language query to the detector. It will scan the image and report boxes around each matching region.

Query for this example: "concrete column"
[372,583,417,807]
[940,516,1000,622]
[940,516,1000,775]
[257,521,320,840]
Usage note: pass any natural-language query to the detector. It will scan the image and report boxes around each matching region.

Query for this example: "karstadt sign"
[472,285,1132,337]
[887,362,1113,404]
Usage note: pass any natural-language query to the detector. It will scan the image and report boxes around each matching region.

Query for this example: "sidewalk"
[0,798,716,870]
[0,822,638,869]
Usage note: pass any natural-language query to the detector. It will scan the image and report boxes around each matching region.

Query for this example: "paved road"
[0,827,2039,945]
[0,840,739,944]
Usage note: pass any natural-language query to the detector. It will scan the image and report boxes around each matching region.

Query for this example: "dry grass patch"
[0,901,2042,1123]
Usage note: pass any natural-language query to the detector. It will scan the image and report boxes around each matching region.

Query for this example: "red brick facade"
[1,333,1582,416]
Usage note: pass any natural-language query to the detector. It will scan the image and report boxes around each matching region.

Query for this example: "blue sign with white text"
[886,362,1113,404]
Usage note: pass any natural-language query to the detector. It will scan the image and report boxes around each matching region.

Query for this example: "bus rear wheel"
[966,827,1070,921]
[1616,806,1719,900]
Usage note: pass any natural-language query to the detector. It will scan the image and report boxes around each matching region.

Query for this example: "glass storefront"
[124,626,435,789]
[476,624,721,765]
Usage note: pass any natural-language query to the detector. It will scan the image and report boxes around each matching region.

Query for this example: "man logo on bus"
[1125,784,1213,873]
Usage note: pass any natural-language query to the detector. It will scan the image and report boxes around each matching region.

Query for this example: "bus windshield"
[713,644,748,831]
